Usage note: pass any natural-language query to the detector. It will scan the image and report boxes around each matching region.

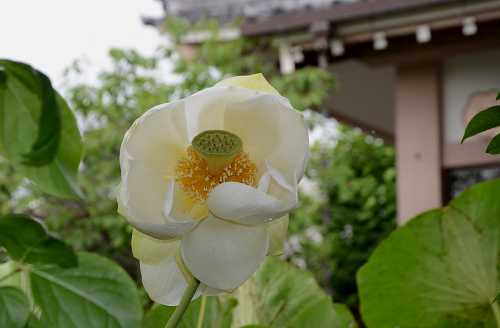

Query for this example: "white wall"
[329,60,395,134]
[443,48,500,144]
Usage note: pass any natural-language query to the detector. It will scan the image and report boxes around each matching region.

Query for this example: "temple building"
[145,0,500,223]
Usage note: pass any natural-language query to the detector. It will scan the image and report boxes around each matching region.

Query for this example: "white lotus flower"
[118,74,308,305]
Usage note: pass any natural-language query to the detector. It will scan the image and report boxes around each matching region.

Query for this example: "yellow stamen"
[176,147,257,202]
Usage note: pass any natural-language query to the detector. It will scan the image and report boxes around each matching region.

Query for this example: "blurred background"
[2,0,500,323]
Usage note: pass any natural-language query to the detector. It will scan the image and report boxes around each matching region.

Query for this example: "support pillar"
[395,63,442,224]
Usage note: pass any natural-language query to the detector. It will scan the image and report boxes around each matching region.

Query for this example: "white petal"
[215,73,281,96]
[183,86,256,141]
[265,164,294,192]
[207,164,299,225]
[265,165,299,211]
[118,163,196,239]
[119,101,196,239]
[267,215,289,256]
[119,218,193,241]
[163,179,207,222]
[131,229,179,264]
[257,170,271,192]
[140,255,202,306]
[223,93,309,183]
[181,214,269,291]
[120,100,189,173]
[138,240,221,304]
[182,85,308,187]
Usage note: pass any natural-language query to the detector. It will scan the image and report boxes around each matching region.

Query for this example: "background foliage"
[288,124,396,312]
[0,17,398,327]
[143,258,358,328]
[1,20,337,277]
[2,13,500,328]
[0,60,144,328]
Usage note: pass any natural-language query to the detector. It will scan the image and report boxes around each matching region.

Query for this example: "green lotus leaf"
[358,179,500,327]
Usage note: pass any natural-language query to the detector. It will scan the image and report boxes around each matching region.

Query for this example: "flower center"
[176,130,257,202]
[191,130,242,175]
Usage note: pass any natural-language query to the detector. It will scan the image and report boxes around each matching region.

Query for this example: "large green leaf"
[0,261,19,286]
[0,214,77,268]
[142,296,236,328]
[0,59,82,198]
[17,93,83,198]
[0,60,61,166]
[357,179,500,328]
[0,286,30,328]
[30,252,142,328]
[24,315,45,328]
[462,105,500,142]
[486,134,500,154]
[233,257,357,328]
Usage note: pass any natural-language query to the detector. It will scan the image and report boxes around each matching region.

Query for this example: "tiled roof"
[161,0,360,23]
[241,0,460,35]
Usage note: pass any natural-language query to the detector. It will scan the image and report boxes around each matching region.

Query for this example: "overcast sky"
[0,0,165,86]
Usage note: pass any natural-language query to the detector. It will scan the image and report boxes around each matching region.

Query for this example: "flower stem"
[492,300,500,328]
[165,277,200,328]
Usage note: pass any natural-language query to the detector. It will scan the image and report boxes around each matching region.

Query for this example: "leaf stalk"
[0,268,20,283]
[492,300,500,327]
